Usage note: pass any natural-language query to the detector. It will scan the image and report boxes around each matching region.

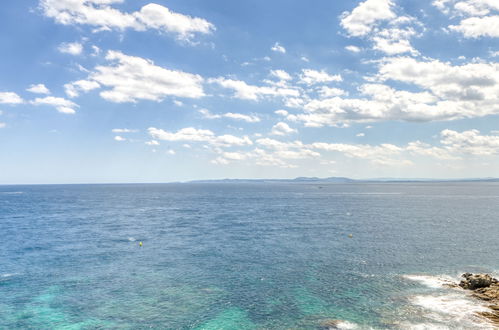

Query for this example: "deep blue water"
[1,183,498,329]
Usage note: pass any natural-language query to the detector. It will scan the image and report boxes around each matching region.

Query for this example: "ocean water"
[1,182,498,329]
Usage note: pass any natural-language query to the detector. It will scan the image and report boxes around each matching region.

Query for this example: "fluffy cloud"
[148,127,253,147]
[134,3,215,39]
[372,27,419,55]
[270,69,292,81]
[199,109,260,123]
[340,0,420,55]
[288,56,499,127]
[210,77,299,100]
[64,80,100,98]
[434,0,499,38]
[377,56,499,107]
[31,96,78,114]
[299,69,342,85]
[114,135,126,141]
[317,86,347,98]
[271,42,286,53]
[270,122,298,136]
[345,45,362,53]
[40,0,215,40]
[79,51,205,102]
[27,84,51,95]
[0,92,23,104]
[112,128,138,133]
[340,0,396,37]
[0,122,5,128]
[450,16,499,38]
[58,42,83,55]
[212,137,320,167]
[440,129,499,155]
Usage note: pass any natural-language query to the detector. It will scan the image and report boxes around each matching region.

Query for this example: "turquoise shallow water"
[1,182,499,329]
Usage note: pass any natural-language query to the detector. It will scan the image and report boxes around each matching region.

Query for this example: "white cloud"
[112,128,138,133]
[27,84,50,95]
[210,77,299,100]
[275,109,289,116]
[270,69,292,81]
[148,127,253,147]
[58,42,83,55]
[434,0,499,38]
[301,56,310,62]
[340,0,396,37]
[345,45,362,53]
[134,3,215,40]
[64,80,100,98]
[167,149,176,155]
[91,45,101,56]
[372,27,419,55]
[83,51,204,103]
[211,138,319,167]
[356,133,365,137]
[377,57,499,110]
[440,129,499,155]
[299,69,342,85]
[406,141,458,160]
[31,96,78,114]
[270,122,298,136]
[286,57,499,127]
[40,0,215,41]
[114,135,126,141]
[199,109,260,123]
[145,140,159,146]
[340,0,420,55]
[223,112,260,123]
[271,42,286,53]
[317,86,347,98]
[0,122,5,128]
[450,16,499,38]
[0,92,23,104]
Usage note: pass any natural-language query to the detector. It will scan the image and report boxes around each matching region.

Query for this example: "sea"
[1,182,498,329]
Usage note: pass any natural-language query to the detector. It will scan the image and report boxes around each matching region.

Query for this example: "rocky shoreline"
[456,273,499,325]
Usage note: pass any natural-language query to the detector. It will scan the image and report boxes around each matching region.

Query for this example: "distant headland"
[188,177,499,184]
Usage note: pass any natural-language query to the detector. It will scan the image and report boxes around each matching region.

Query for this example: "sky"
[1,0,499,183]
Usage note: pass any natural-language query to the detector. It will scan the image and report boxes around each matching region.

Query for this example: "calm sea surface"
[1,183,498,329]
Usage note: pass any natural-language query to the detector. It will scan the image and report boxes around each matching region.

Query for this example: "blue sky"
[2,0,499,183]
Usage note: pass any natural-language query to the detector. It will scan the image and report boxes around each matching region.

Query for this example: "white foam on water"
[0,191,23,195]
[396,321,451,330]
[403,274,457,289]
[127,237,136,242]
[409,294,494,329]
[335,320,359,329]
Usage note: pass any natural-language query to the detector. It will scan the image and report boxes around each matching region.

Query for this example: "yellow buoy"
[348,234,353,238]
[139,242,143,247]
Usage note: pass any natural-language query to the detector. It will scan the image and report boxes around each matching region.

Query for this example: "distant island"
[189,177,499,183]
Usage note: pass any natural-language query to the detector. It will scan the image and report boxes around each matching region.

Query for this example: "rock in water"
[459,273,497,290]
[458,273,499,325]
[318,319,342,329]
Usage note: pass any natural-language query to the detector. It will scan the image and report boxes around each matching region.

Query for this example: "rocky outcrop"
[458,273,499,325]
[459,273,498,290]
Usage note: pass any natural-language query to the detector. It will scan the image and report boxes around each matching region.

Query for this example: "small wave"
[0,191,23,195]
[409,294,494,329]
[403,274,457,288]
[0,273,19,282]
[127,237,136,242]
[396,321,453,330]
[335,320,358,329]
